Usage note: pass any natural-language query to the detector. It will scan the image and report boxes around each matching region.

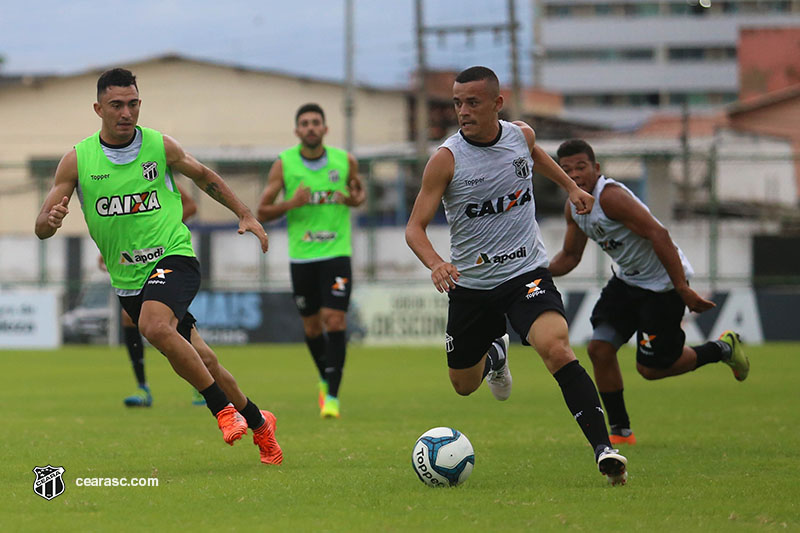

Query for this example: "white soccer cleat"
[597,446,628,486]
[485,334,512,401]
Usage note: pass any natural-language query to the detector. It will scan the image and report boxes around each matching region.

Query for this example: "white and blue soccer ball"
[412,427,475,487]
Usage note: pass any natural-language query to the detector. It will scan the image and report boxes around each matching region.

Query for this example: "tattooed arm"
[164,135,268,252]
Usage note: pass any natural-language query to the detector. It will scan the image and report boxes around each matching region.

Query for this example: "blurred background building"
[537,0,800,127]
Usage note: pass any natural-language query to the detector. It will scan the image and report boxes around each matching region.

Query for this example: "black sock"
[305,334,328,380]
[553,360,611,453]
[239,398,266,429]
[323,330,347,398]
[482,339,505,378]
[693,341,726,369]
[123,326,146,387]
[599,389,630,429]
[199,382,229,416]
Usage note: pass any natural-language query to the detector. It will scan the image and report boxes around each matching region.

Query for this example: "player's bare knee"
[587,340,614,363]
[301,316,324,338]
[538,340,574,369]
[322,310,346,332]
[138,319,171,347]
[304,324,323,338]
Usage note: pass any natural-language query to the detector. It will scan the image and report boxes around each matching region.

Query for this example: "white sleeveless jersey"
[570,175,693,292]
[440,120,549,290]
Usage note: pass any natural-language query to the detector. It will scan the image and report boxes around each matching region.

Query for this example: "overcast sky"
[1,0,535,88]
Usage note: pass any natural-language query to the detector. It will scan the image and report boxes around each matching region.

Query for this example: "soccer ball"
[411,427,474,487]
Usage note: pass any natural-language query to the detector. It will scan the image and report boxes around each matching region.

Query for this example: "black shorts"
[445,267,566,370]
[290,256,352,316]
[118,255,200,342]
[590,275,686,369]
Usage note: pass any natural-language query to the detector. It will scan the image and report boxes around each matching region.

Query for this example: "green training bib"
[75,126,195,289]
[280,145,352,260]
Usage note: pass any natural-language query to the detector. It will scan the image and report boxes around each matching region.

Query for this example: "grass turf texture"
[2,342,798,531]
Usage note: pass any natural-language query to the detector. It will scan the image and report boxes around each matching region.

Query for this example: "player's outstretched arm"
[164,135,268,253]
[549,201,589,276]
[600,184,715,313]
[513,121,593,214]
[405,148,460,293]
[34,150,79,240]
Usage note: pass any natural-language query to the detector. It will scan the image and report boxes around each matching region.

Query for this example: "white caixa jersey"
[440,120,549,290]
[570,175,694,292]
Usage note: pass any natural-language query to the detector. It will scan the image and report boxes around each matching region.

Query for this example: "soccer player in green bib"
[257,103,365,418]
[35,68,282,465]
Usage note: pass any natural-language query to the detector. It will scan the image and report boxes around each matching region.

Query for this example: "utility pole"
[344,0,355,152]
[415,0,524,158]
[414,0,428,174]
[531,0,543,88]
[680,100,690,215]
[507,0,522,120]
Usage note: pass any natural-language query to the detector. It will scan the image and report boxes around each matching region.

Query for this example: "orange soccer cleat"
[216,404,248,445]
[609,427,637,446]
[253,410,283,465]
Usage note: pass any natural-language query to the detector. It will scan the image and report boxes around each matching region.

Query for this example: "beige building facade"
[0,54,409,234]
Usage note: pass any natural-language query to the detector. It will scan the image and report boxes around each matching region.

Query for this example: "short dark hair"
[455,66,500,95]
[97,68,138,100]
[295,103,325,124]
[557,139,596,164]
[455,66,497,85]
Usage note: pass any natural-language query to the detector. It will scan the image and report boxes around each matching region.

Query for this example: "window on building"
[629,3,661,15]
[594,3,613,15]
[546,48,654,62]
[668,46,737,61]
[722,1,740,12]
[545,4,572,17]
[572,4,595,17]
[669,2,709,15]
[564,94,599,107]
[669,3,690,15]
[687,93,710,105]
[622,48,655,60]
[669,93,687,105]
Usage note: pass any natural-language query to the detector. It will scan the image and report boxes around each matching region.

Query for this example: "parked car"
[62,284,113,344]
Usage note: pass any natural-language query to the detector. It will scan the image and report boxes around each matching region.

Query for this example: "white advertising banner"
[0,290,61,349]
[354,285,448,346]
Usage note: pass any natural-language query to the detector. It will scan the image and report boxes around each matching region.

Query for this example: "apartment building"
[538,0,800,127]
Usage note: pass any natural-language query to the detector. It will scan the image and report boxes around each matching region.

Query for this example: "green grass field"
[2,342,798,532]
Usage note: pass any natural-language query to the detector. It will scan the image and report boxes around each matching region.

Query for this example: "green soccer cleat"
[191,388,206,406]
[318,380,328,409]
[719,330,749,381]
[124,385,152,407]
[320,395,340,419]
